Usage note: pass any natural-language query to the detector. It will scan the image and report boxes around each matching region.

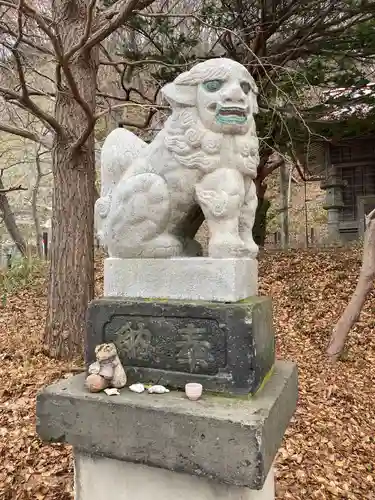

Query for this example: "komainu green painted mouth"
[216,106,248,124]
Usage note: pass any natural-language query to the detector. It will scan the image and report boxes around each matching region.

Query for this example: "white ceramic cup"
[185,383,203,401]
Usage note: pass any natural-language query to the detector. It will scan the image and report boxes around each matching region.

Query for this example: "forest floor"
[0,247,374,500]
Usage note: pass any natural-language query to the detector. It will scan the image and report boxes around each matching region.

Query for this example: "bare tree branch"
[0,23,53,55]
[0,184,27,194]
[99,57,192,69]
[82,0,155,54]
[21,2,62,56]
[100,0,152,22]
[57,60,94,127]
[94,101,168,121]
[0,122,51,147]
[64,0,97,60]
[1,1,66,135]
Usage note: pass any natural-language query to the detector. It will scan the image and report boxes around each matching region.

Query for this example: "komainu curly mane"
[162,108,259,176]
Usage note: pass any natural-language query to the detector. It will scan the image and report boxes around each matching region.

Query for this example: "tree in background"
[1,0,375,359]
[102,0,375,241]
[0,0,155,359]
[0,176,27,256]
[327,209,375,361]
[0,111,52,258]
[0,119,41,257]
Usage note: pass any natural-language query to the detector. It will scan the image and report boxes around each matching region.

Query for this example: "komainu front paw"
[242,237,259,258]
[208,237,249,258]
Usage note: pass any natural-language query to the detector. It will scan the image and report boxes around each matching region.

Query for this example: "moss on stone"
[203,364,275,402]
[252,364,275,396]
[134,296,267,310]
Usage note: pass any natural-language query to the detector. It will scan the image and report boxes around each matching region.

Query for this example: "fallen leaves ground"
[0,248,374,499]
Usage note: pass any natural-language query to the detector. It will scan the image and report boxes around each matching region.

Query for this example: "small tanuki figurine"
[85,343,127,393]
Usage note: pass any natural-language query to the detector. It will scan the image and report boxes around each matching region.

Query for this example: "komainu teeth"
[218,107,246,116]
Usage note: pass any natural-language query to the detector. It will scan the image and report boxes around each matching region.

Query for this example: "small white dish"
[185,383,203,401]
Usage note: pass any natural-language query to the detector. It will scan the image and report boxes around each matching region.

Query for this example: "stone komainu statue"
[95,58,260,259]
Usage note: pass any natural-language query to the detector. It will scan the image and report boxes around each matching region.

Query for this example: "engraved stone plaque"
[86,297,275,395]
[103,315,225,375]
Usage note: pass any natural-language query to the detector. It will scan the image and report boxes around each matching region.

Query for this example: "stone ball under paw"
[85,374,108,393]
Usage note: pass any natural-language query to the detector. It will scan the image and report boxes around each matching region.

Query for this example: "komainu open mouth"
[216,106,248,124]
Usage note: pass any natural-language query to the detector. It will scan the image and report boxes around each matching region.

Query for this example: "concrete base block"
[104,257,258,301]
[36,361,297,490]
[75,454,275,500]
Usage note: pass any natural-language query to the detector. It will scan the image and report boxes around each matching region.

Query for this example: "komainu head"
[162,58,258,136]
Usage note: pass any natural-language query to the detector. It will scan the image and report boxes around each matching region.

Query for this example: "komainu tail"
[95,128,147,245]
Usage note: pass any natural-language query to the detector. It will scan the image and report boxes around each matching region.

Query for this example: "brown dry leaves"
[259,247,375,499]
[0,248,374,499]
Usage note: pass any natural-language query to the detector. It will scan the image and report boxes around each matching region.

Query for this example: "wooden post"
[273,232,278,246]
[310,227,315,245]
[42,231,49,259]
[279,162,289,249]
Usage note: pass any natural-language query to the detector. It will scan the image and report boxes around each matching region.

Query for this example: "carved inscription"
[114,322,152,360]
[104,314,225,374]
[176,324,212,373]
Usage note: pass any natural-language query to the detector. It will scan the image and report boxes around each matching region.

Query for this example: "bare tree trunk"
[327,208,375,361]
[44,0,99,359]
[252,153,283,245]
[0,176,27,256]
[32,151,43,258]
[253,197,271,247]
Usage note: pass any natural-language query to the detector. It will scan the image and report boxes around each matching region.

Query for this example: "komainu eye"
[203,79,224,92]
[240,81,251,94]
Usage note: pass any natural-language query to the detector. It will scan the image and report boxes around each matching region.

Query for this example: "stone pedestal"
[75,455,275,500]
[37,253,297,499]
[104,257,258,302]
[37,362,297,500]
